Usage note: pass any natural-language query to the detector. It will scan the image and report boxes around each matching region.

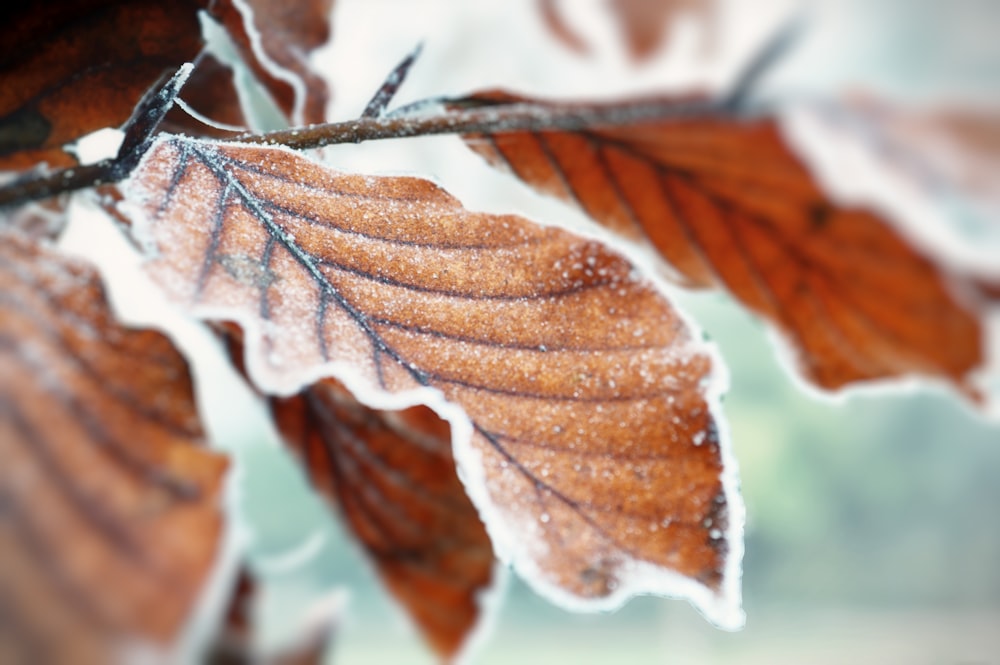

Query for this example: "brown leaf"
[273,380,494,660]
[0,0,207,171]
[123,135,743,628]
[457,93,984,394]
[210,0,333,125]
[0,229,229,663]
[218,324,490,659]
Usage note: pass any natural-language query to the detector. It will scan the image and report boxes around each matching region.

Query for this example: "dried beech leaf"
[273,380,494,660]
[221,326,489,658]
[0,0,207,171]
[122,135,743,628]
[211,0,333,125]
[457,93,984,394]
[0,229,228,664]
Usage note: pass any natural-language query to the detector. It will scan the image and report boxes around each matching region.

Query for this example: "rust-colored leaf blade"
[0,1,206,171]
[210,0,333,125]
[458,93,984,394]
[273,380,494,660]
[0,229,229,663]
[123,135,744,628]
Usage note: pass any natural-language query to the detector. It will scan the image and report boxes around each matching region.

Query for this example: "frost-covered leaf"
[0,229,229,664]
[122,135,743,629]
[272,379,495,661]
[211,0,333,125]
[0,0,206,171]
[456,92,985,396]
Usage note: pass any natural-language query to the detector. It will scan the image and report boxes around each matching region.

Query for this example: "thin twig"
[0,17,801,211]
[0,160,116,209]
[0,66,194,210]
[0,96,722,209]
[722,14,806,111]
[235,96,722,150]
[116,64,195,175]
[361,43,424,118]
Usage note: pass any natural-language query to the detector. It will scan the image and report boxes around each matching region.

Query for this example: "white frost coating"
[254,528,328,575]
[450,563,509,665]
[65,127,124,165]
[174,97,248,134]
[230,0,310,125]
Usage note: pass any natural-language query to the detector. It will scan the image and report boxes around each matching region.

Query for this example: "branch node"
[362,43,424,119]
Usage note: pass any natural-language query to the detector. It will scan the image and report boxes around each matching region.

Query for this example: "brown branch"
[361,43,423,118]
[0,96,720,210]
[238,96,719,149]
[0,16,799,212]
[0,160,117,209]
